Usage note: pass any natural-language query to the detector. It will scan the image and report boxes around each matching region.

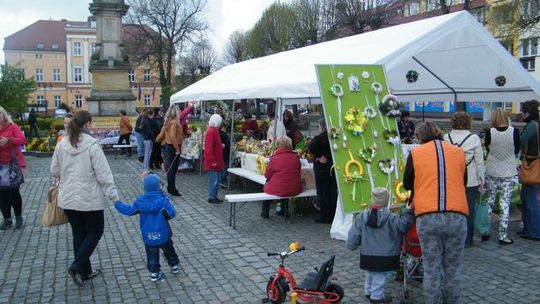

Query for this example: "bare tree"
[126,0,207,104]
[192,38,216,75]
[290,0,322,47]
[223,30,246,64]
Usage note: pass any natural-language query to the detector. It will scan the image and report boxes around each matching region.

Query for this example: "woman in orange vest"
[403,121,468,304]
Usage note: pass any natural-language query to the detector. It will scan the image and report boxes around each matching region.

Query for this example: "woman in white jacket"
[51,110,119,286]
[444,112,485,248]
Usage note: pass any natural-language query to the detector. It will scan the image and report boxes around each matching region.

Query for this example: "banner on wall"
[315,65,405,213]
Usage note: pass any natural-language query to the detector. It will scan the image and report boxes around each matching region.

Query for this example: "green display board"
[315,65,406,213]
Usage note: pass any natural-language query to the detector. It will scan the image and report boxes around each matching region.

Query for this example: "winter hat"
[143,174,161,192]
[371,187,389,207]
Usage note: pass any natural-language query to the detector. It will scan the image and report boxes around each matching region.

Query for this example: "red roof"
[3,20,88,52]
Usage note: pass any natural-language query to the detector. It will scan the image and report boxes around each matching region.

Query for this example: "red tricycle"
[265,242,344,303]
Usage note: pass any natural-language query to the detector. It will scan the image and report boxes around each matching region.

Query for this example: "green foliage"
[245,3,298,58]
[0,64,36,117]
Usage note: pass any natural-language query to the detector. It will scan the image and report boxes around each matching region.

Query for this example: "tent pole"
[308,97,312,137]
[412,56,458,105]
[227,100,235,190]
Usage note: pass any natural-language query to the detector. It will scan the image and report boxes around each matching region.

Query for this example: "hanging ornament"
[344,106,368,136]
[348,74,360,92]
[378,159,395,175]
[495,75,506,87]
[337,72,345,80]
[358,145,377,163]
[328,116,340,151]
[362,71,370,80]
[406,70,419,83]
[344,150,364,202]
[394,181,411,202]
[383,129,400,145]
[379,94,401,117]
[363,105,377,119]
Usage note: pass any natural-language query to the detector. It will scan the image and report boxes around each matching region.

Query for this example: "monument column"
[87,0,136,116]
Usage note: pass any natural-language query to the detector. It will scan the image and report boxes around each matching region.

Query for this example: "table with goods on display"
[316,64,410,214]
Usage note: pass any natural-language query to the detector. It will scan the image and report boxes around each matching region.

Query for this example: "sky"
[0,0,282,64]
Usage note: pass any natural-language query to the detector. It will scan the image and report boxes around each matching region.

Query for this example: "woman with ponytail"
[51,110,119,286]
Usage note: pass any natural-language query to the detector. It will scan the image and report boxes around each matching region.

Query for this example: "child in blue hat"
[115,173,179,281]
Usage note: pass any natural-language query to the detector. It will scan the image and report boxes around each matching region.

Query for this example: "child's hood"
[135,191,170,214]
[367,208,391,228]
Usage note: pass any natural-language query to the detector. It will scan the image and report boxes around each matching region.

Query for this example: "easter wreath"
[344,106,368,136]
[378,159,395,175]
[363,105,377,119]
[358,146,377,163]
[379,94,401,117]
[383,129,400,145]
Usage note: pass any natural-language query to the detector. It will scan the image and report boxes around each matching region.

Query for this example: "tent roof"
[171,11,540,104]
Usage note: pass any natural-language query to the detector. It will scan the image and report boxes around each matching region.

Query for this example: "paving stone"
[1,156,540,303]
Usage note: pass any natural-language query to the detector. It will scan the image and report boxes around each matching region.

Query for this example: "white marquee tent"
[171,11,540,105]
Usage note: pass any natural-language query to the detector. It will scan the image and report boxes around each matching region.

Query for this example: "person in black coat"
[308,118,338,223]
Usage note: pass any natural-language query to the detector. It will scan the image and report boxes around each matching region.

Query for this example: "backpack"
[447,134,474,167]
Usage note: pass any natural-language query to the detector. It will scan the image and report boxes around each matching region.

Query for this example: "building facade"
[3,19,165,112]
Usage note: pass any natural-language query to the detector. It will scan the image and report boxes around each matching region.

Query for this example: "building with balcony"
[3,18,167,112]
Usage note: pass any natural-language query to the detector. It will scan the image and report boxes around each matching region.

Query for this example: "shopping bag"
[474,193,491,236]
[0,147,24,189]
[41,185,69,227]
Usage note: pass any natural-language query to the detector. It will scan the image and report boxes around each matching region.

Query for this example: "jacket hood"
[63,133,98,155]
[136,191,170,214]
[367,208,391,228]
[143,174,161,192]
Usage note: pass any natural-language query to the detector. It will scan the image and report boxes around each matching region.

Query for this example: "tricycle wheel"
[266,278,287,304]
[324,283,344,302]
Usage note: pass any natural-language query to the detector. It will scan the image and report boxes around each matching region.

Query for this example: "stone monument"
[87,0,136,116]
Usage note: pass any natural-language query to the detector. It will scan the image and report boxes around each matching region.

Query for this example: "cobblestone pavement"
[1,156,539,304]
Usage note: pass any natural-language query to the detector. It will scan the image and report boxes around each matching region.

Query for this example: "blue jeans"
[364,271,388,300]
[144,239,179,273]
[133,131,144,157]
[465,186,479,246]
[207,171,221,200]
[521,184,540,238]
[143,140,153,170]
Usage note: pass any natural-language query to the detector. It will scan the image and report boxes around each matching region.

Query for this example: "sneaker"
[15,216,23,229]
[171,264,180,274]
[68,269,83,286]
[0,219,12,230]
[150,272,165,282]
[370,295,392,303]
[82,269,102,281]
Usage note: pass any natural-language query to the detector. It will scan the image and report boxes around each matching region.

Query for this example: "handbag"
[0,145,24,189]
[474,193,491,237]
[519,121,540,185]
[41,183,69,227]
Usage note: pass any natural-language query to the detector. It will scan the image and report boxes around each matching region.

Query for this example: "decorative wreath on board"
[379,94,401,117]
[495,75,506,87]
[383,129,401,145]
[344,107,368,136]
[330,83,344,97]
[395,181,411,202]
[344,150,365,202]
[359,146,377,163]
[378,158,395,175]
[371,82,383,94]
[363,105,377,119]
[406,70,419,83]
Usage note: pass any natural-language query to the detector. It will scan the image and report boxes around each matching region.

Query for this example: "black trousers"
[29,123,40,139]
[0,187,22,219]
[151,142,163,166]
[162,144,180,193]
[64,209,104,279]
[118,133,131,155]
[315,169,338,222]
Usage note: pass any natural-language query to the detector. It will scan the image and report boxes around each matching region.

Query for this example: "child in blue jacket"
[115,173,179,282]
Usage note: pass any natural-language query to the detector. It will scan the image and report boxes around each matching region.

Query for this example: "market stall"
[170,11,540,239]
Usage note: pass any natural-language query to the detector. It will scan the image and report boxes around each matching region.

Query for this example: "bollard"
[290,292,298,304]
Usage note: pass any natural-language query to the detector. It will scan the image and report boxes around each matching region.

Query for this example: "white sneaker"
[171,264,180,274]
[150,272,165,282]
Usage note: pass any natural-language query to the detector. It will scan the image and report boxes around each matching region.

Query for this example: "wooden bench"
[225,189,317,229]
[112,144,137,158]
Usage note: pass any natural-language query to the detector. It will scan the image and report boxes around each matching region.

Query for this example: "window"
[36,43,44,49]
[37,95,45,105]
[143,69,151,81]
[91,43,96,54]
[520,57,536,71]
[521,0,540,19]
[35,68,44,82]
[404,1,419,16]
[73,67,82,83]
[521,37,539,56]
[54,96,62,108]
[73,42,81,56]
[53,68,61,82]
[144,94,151,106]
[426,0,437,11]
[51,43,59,49]
[75,95,83,108]
[18,68,25,80]
[128,70,135,83]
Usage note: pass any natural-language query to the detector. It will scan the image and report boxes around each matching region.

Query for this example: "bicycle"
[265,242,344,303]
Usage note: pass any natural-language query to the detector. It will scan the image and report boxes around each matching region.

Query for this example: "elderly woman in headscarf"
[204,114,224,204]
